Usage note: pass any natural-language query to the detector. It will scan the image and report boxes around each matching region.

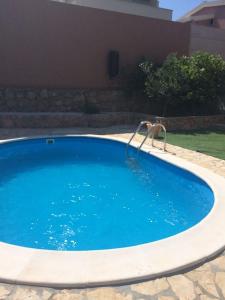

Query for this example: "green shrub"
[140,52,225,116]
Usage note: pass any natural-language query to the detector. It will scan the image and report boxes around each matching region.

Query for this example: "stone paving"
[0,126,225,300]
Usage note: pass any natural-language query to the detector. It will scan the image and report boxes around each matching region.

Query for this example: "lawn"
[156,130,225,160]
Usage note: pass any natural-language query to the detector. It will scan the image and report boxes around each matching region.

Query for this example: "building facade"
[179,0,225,29]
[54,0,172,20]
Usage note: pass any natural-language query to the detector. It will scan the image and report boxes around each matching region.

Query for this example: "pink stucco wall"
[0,0,190,88]
[190,24,225,59]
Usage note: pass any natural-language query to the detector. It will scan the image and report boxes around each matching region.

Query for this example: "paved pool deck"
[0,126,225,300]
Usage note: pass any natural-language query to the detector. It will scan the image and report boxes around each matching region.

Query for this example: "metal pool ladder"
[126,121,167,157]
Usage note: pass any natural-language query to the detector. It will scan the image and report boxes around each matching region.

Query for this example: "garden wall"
[0,112,146,129]
[0,88,139,113]
[0,112,224,130]
[190,24,225,59]
[156,115,225,131]
[0,0,190,89]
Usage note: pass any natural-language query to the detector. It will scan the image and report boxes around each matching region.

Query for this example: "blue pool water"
[0,137,214,251]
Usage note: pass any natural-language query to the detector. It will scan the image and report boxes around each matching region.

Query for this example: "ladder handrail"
[138,123,154,151]
[126,121,167,157]
[126,121,152,156]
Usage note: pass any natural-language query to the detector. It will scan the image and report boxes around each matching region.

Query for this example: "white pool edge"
[0,134,224,288]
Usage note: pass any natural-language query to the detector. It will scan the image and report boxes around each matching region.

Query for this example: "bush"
[140,52,225,116]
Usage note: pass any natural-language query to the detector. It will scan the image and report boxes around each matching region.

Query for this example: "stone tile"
[195,286,204,297]
[51,290,84,300]
[11,288,41,300]
[41,290,53,300]
[187,264,212,281]
[131,279,169,296]
[200,296,218,300]
[215,272,225,298]
[187,270,219,298]
[199,273,219,298]
[158,296,176,300]
[197,264,213,272]
[85,288,132,300]
[0,285,11,299]
[210,256,225,270]
[167,275,195,300]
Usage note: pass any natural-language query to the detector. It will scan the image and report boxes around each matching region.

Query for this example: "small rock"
[5,89,14,99]
[40,89,48,98]
[56,100,63,106]
[27,91,36,100]
[65,91,74,98]
[215,272,225,298]
[167,275,195,300]
[131,278,169,296]
[7,99,15,108]
[16,91,24,99]
[50,91,57,97]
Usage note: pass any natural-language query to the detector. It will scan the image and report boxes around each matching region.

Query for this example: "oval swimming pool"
[0,136,214,251]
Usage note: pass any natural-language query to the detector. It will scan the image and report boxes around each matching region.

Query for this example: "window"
[210,18,214,26]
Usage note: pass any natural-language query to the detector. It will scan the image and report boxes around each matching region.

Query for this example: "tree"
[140,52,225,116]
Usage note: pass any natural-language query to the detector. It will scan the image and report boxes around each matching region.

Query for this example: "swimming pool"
[0,135,224,287]
[0,136,214,251]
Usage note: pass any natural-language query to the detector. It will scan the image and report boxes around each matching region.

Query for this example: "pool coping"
[0,134,225,288]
